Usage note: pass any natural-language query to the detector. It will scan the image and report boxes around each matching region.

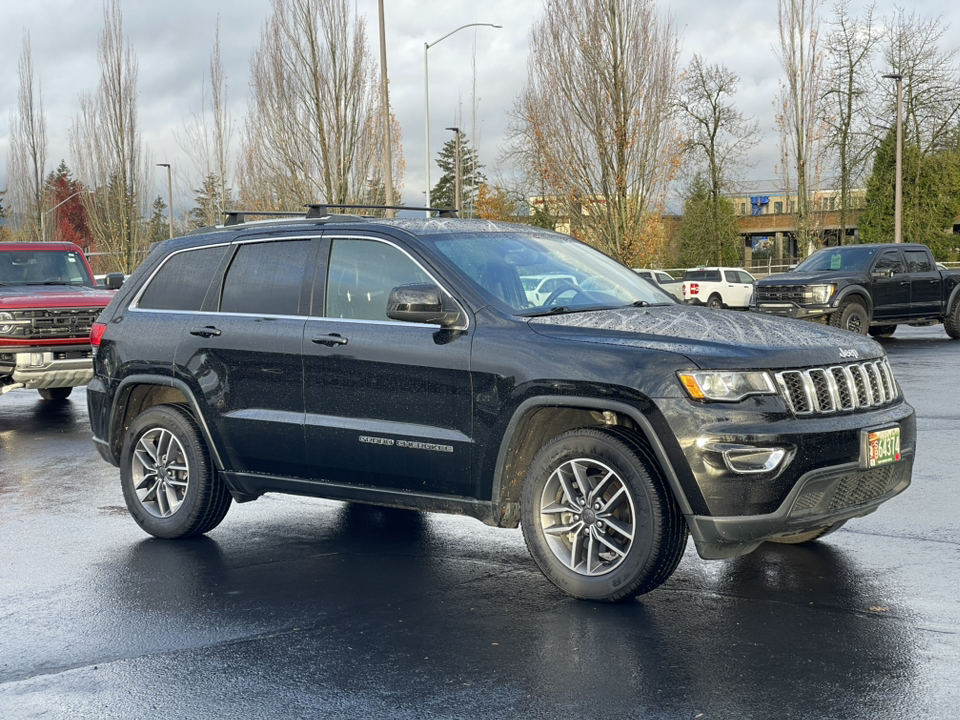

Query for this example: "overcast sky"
[2,0,958,213]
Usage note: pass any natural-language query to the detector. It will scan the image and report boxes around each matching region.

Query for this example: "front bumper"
[0,348,94,391]
[752,301,834,319]
[688,456,912,558]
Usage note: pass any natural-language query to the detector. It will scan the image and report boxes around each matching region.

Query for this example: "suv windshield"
[793,246,881,273]
[0,250,95,286]
[428,231,675,314]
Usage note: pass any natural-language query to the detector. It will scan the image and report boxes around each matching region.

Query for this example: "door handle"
[189,326,222,338]
[312,333,348,347]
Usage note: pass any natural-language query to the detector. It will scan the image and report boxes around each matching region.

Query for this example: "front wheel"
[829,301,869,335]
[521,427,688,602]
[120,404,232,539]
[38,387,72,400]
[945,298,960,339]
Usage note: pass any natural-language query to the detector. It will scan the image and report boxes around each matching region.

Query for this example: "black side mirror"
[387,283,463,327]
[871,268,894,280]
[105,272,124,289]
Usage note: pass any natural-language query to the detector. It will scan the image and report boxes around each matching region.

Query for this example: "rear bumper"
[0,348,94,390]
[688,456,912,558]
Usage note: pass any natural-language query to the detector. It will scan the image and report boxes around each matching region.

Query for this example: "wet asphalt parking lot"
[0,324,958,719]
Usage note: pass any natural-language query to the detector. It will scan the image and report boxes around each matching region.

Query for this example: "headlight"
[803,284,836,304]
[678,370,777,402]
[0,312,14,335]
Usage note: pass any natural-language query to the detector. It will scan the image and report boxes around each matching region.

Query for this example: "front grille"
[0,308,101,339]
[775,359,898,415]
[756,285,805,303]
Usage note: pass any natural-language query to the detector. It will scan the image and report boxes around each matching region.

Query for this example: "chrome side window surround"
[129,241,234,312]
[320,234,470,331]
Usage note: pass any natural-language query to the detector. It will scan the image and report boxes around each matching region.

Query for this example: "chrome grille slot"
[776,359,899,416]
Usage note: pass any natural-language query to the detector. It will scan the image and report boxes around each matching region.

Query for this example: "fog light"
[704,442,789,474]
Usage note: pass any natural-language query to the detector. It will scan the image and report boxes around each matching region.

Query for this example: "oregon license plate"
[861,426,901,469]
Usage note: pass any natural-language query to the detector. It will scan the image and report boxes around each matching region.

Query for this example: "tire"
[868,325,897,338]
[706,293,723,309]
[767,520,846,545]
[829,301,869,335]
[520,427,688,602]
[38,387,72,400]
[120,404,231,539]
[945,298,960,339]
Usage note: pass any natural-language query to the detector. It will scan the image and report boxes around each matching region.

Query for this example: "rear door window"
[903,250,933,273]
[220,240,312,316]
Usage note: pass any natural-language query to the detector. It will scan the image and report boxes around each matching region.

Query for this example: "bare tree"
[70,0,151,273]
[775,0,828,256]
[506,0,681,265]
[6,32,47,242]
[821,0,882,243]
[177,21,235,226]
[238,0,402,212]
[676,55,760,264]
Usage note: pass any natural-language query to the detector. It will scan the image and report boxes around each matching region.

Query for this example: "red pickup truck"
[0,242,121,400]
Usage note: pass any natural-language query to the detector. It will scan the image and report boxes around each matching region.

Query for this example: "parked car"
[0,242,122,400]
[682,267,756,308]
[752,243,960,338]
[632,268,682,301]
[87,208,915,602]
[520,273,579,306]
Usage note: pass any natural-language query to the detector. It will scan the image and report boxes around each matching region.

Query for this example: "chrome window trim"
[322,234,470,331]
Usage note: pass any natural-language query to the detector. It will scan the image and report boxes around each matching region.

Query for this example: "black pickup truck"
[751,243,960,338]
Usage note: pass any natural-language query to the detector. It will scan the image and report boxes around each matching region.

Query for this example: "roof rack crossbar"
[222,204,460,227]
[223,211,305,227]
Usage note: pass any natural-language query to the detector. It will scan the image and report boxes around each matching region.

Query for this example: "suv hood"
[757,271,861,285]
[0,284,115,310]
[528,305,882,369]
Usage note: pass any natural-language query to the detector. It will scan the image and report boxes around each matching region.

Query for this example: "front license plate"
[861,426,901,469]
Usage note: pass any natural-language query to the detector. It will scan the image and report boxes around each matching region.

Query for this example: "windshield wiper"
[25,280,76,285]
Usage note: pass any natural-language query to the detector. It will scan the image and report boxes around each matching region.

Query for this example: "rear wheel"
[829,301,869,335]
[120,404,231,539]
[706,293,723,309]
[868,325,896,338]
[521,427,688,602]
[767,520,846,545]
[38,387,72,400]
[945,298,960,339]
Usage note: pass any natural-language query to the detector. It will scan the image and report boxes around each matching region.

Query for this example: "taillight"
[689,283,700,295]
[91,322,107,347]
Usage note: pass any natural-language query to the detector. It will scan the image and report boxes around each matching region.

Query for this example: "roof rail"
[221,204,460,227]
[304,204,459,219]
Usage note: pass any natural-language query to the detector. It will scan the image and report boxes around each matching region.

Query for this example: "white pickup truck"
[682,267,756,309]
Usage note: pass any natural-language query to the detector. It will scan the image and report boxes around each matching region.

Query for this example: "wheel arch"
[107,375,224,471]
[489,395,694,528]
[834,286,873,315]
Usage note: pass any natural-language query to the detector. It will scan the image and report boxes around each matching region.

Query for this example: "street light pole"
[377,0,395,218]
[446,127,462,213]
[157,163,174,239]
[883,73,903,244]
[424,22,501,216]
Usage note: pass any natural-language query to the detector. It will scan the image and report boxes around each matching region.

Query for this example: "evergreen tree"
[147,196,169,245]
[190,173,234,228]
[676,175,740,267]
[431,132,485,216]
[43,160,89,247]
[860,127,960,258]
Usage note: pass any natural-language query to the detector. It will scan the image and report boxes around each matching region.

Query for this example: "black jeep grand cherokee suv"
[87,211,915,602]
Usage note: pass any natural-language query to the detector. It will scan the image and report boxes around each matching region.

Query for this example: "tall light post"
[445,127,462,213]
[377,0,395,217]
[157,163,174,239]
[883,73,903,244]
[424,22,501,215]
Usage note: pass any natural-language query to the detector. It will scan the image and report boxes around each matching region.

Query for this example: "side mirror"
[105,272,125,290]
[387,283,463,327]
[871,268,894,280]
